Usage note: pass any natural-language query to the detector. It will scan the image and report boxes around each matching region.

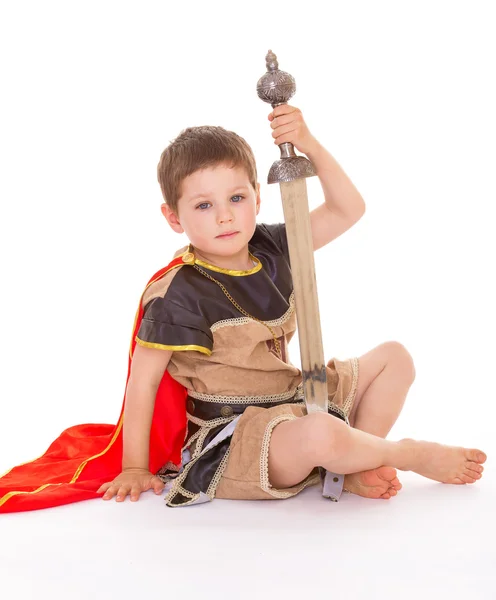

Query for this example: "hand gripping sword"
[256,50,346,501]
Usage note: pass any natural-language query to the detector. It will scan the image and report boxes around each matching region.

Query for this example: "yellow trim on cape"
[135,337,212,356]
[70,415,124,483]
[0,484,56,509]
[0,260,183,510]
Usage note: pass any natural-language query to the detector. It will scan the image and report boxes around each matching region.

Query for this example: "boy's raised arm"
[269,104,366,251]
[97,345,172,502]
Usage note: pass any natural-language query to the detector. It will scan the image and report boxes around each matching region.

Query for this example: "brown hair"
[157,126,258,213]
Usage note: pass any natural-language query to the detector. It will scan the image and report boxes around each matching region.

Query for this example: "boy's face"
[162,163,261,261]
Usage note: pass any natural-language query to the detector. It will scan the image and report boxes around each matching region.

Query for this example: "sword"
[256,50,345,501]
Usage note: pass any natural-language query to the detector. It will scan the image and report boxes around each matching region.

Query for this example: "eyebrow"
[188,186,249,202]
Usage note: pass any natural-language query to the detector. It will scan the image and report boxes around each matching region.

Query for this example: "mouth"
[216,231,239,239]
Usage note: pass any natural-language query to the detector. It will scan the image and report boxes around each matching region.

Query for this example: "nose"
[217,205,234,225]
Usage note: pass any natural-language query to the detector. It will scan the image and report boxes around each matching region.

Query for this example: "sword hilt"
[256,50,316,184]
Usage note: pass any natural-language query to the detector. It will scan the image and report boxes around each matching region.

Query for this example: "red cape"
[0,258,188,513]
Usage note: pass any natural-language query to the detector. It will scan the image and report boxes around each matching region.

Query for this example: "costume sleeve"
[136,297,213,356]
[256,222,290,263]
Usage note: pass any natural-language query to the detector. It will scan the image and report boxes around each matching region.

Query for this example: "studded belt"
[185,394,305,421]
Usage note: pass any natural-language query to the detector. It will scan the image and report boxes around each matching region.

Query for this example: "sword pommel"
[256,50,296,108]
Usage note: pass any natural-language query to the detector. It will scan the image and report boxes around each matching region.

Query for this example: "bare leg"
[344,341,416,498]
[349,341,416,436]
[268,411,487,490]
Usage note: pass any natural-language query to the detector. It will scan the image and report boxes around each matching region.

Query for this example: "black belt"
[186,394,347,423]
[186,395,303,421]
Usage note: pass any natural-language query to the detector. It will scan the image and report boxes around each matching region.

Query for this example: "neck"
[193,247,254,271]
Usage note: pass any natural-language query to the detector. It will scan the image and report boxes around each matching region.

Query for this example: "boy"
[97,104,486,508]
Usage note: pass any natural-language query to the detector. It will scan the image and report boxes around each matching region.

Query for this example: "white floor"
[1,468,494,600]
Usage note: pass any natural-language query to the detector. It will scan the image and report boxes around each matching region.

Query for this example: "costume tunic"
[136,223,356,507]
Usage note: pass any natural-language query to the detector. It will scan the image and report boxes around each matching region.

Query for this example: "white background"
[0,2,495,598]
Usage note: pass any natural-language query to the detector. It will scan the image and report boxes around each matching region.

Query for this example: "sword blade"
[279,178,328,414]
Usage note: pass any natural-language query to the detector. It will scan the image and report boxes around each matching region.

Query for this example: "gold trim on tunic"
[180,246,262,276]
[194,255,262,276]
[135,337,212,356]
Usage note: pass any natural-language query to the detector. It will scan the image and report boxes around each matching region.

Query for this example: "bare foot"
[344,466,403,500]
[399,439,487,484]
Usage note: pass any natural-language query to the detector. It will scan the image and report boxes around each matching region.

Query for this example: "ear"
[255,183,261,215]
[161,203,184,234]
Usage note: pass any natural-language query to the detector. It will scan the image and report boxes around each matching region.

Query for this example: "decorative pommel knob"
[265,49,279,71]
[256,50,296,108]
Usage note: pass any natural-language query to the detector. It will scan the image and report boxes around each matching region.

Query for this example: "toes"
[467,462,484,474]
[459,473,477,484]
[379,487,398,500]
[467,449,487,464]
[376,466,397,482]
[377,467,402,490]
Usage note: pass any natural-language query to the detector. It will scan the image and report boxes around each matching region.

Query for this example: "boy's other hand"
[97,468,165,502]
[268,105,318,155]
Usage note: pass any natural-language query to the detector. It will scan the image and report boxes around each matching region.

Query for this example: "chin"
[221,237,250,251]
[214,245,244,257]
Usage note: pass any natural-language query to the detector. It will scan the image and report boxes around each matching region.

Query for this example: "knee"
[303,412,351,464]
[383,341,416,383]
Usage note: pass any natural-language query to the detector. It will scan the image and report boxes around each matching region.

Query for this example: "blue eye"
[231,195,244,202]
[196,202,211,210]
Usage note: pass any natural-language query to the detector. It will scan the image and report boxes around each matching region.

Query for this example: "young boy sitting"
[98,105,486,508]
